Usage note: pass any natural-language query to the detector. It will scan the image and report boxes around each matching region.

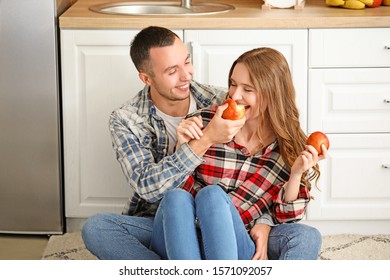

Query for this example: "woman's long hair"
[228,47,320,190]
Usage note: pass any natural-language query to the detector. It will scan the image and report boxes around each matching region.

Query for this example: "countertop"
[59,0,390,29]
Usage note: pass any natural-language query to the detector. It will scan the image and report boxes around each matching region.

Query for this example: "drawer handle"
[383,164,390,169]
[385,46,390,50]
[384,99,390,104]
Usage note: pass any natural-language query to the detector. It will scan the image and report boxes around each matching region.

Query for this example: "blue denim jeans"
[150,186,255,259]
[82,190,322,260]
[82,213,160,260]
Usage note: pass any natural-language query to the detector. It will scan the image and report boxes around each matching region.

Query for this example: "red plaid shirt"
[181,107,311,229]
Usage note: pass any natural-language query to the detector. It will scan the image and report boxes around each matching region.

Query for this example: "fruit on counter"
[221,99,246,120]
[342,0,366,9]
[306,131,330,156]
[326,0,385,8]
[369,0,383,6]
[359,0,382,6]
[326,0,346,6]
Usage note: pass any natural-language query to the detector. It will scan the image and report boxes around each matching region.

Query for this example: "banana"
[326,0,346,6]
[358,0,373,5]
[383,0,390,5]
[342,0,366,8]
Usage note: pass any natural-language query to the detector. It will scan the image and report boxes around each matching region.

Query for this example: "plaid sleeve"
[230,147,312,226]
[110,109,203,203]
[271,182,311,223]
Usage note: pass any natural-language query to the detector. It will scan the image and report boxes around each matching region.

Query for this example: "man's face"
[142,37,194,102]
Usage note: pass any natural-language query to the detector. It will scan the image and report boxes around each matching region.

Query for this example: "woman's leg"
[150,189,202,260]
[195,185,255,260]
[267,223,322,260]
[82,212,160,260]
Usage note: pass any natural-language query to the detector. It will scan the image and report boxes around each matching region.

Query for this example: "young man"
[82,26,322,260]
[81,26,244,259]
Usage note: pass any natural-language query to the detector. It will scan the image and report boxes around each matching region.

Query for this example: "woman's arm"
[284,145,328,202]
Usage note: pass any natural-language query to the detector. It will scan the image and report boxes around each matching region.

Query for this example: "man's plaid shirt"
[181,106,311,229]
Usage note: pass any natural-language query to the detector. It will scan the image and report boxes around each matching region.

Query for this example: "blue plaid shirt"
[109,80,227,216]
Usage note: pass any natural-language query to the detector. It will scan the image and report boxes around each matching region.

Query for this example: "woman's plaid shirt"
[181,107,311,229]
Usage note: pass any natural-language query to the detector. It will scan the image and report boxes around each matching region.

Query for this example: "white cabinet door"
[307,134,390,220]
[308,68,390,134]
[309,28,390,68]
[185,29,308,131]
[61,29,184,217]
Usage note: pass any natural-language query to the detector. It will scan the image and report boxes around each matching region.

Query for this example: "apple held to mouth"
[221,99,246,120]
[306,131,330,155]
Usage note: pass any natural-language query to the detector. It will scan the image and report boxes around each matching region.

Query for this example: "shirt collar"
[136,80,221,118]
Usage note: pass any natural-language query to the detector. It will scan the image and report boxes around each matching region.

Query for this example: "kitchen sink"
[89,1,235,16]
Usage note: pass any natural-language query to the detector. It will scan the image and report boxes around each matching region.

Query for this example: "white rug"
[41,232,390,260]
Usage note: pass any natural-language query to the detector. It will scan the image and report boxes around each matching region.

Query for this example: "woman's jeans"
[82,188,322,260]
[150,186,255,259]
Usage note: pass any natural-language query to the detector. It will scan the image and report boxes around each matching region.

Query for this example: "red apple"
[368,0,382,6]
[221,99,245,120]
[306,131,330,156]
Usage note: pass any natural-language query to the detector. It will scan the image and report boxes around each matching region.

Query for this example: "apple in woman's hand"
[221,99,245,120]
[306,131,330,155]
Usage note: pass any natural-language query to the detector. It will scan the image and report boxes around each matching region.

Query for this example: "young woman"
[150,47,327,260]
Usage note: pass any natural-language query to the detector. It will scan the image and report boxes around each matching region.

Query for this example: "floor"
[0,234,49,260]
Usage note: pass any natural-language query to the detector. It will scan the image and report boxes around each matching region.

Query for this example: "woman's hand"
[250,224,271,260]
[285,144,328,202]
[176,115,203,150]
[291,144,328,177]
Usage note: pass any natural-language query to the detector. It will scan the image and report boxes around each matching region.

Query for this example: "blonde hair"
[228,47,320,190]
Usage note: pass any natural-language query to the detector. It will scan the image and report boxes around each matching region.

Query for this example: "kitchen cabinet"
[61,29,182,217]
[307,28,390,222]
[61,28,307,218]
[184,29,308,130]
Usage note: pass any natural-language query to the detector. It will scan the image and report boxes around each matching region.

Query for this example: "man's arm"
[109,109,203,203]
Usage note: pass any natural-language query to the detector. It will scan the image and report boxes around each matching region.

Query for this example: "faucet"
[181,0,191,9]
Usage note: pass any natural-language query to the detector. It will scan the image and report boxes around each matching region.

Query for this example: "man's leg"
[267,223,322,260]
[82,212,160,260]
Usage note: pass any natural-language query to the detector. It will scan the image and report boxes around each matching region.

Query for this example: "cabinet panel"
[185,29,308,131]
[309,28,390,68]
[61,30,184,217]
[307,134,390,220]
[308,68,390,133]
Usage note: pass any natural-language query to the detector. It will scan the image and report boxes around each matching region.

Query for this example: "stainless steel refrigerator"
[0,0,69,234]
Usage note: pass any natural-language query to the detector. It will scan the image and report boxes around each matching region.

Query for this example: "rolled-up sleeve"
[271,182,311,223]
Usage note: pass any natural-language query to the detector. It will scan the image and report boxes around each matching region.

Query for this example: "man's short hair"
[130,26,179,74]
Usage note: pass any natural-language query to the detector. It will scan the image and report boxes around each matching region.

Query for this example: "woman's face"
[228,62,266,121]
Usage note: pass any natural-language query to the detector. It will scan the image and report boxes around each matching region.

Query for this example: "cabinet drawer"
[307,134,390,220]
[309,28,390,68]
[308,68,390,133]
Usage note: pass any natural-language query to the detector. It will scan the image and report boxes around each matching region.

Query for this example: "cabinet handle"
[384,99,390,104]
[383,164,390,169]
[385,46,390,50]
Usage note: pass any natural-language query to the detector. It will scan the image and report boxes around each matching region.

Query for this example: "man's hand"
[201,103,246,145]
[250,224,271,260]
